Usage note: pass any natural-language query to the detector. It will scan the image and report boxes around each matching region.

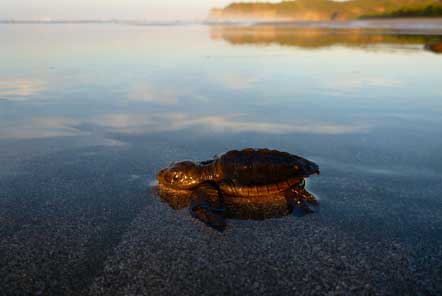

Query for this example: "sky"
[0,0,282,21]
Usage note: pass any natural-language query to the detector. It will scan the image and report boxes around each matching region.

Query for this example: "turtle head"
[157,161,202,190]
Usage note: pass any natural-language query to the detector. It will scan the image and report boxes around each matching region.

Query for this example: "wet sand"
[1,140,441,296]
[1,23,442,295]
[88,203,429,296]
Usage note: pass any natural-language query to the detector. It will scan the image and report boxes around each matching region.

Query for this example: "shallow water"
[0,23,442,295]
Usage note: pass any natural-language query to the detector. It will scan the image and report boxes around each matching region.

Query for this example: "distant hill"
[209,0,442,22]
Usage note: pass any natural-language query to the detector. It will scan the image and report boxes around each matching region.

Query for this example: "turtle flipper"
[190,183,226,231]
[284,181,319,217]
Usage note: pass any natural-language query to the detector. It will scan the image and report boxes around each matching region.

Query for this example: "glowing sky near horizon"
[0,0,282,20]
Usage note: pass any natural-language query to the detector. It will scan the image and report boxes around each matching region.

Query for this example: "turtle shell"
[217,148,319,186]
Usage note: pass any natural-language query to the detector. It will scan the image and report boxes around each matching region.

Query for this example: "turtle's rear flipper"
[285,185,319,217]
[190,183,226,231]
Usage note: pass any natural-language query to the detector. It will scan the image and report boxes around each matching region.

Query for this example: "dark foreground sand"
[88,203,425,296]
[1,139,441,296]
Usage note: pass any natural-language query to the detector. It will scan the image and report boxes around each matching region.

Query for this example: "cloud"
[0,79,47,101]
[92,112,370,135]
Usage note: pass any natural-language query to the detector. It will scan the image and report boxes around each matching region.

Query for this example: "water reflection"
[0,79,47,101]
[128,83,179,105]
[0,117,79,140]
[0,112,370,140]
[156,185,291,220]
[325,77,402,92]
[208,72,259,90]
[92,112,370,135]
[0,25,440,149]
[210,26,442,50]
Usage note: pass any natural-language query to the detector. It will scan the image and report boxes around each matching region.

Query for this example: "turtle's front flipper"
[284,181,319,217]
[190,183,226,231]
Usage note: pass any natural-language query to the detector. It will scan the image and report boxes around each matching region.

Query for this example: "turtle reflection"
[157,184,298,220]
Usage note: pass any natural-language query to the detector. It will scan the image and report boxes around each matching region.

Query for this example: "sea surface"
[1,22,442,295]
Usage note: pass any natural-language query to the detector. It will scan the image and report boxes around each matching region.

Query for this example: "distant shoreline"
[0,20,197,26]
[2,18,442,32]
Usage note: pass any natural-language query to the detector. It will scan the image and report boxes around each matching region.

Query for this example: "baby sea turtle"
[157,148,320,231]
